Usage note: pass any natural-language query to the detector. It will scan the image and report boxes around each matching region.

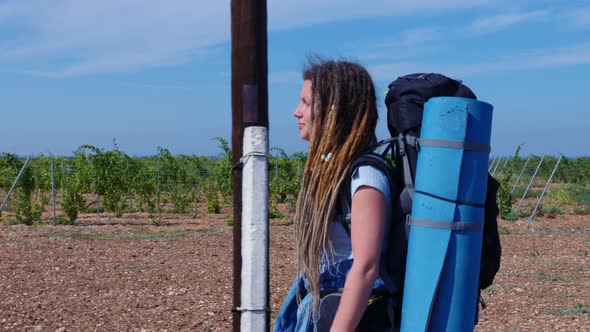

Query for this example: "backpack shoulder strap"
[336,144,396,234]
[335,145,407,300]
[390,133,417,215]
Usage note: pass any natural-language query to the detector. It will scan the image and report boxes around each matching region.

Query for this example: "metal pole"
[498,157,510,176]
[241,127,269,331]
[61,162,66,208]
[573,158,588,185]
[96,160,100,218]
[488,157,497,172]
[0,157,32,214]
[95,163,101,218]
[528,156,562,227]
[494,157,503,175]
[51,160,56,223]
[489,157,498,174]
[515,156,544,216]
[97,194,101,217]
[157,160,161,218]
[127,159,133,210]
[232,0,269,330]
[491,156,502,176]
[512,155,531,194]
[564,157,578,184]
[193,184,198,218]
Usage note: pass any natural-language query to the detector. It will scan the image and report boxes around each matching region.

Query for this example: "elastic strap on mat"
[407,216,484,231]
[418,138,490,153]
[414,189,485,208]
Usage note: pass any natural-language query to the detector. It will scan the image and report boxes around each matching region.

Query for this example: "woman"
[274,60,395,332]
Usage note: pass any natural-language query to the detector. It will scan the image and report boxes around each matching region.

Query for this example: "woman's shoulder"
[350,163,391,198]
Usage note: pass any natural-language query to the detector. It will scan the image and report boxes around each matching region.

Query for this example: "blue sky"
[1,0,589,157]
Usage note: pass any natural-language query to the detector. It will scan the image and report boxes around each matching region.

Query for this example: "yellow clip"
[367,295,384,306]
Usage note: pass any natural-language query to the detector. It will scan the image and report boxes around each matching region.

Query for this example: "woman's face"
[294,79,313,141]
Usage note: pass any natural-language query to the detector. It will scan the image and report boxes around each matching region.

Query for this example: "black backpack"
[385,73,501,293]
[337,73,501,327]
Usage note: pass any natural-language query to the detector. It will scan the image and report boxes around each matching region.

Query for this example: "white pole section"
[527,155,562,227]
[52,160,56,222]
[241,126,269,331]
[0,157,31,214]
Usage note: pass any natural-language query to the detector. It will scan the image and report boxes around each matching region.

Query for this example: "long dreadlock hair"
[295,59,378,312]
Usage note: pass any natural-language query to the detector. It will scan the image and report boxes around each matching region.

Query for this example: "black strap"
[414,189,485,208]
[335,150,398,296]
[407,216,484,231]
[320,288,390,298]
[365,137,397,153]
[479,295,487,310]
[337,165,352,236]
[338,150,396,231]
[231,306,270,313]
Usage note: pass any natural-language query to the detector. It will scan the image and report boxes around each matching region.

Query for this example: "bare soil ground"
[0,204,588,331]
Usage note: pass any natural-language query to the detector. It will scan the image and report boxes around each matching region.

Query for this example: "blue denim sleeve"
[274,275,310,332]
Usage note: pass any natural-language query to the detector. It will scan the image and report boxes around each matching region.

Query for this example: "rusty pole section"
[231,0,268,331]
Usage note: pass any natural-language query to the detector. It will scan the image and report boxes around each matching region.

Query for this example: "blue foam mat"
[401,97,493,332]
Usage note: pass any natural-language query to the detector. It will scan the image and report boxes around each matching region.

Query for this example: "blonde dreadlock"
[295,59,378,313]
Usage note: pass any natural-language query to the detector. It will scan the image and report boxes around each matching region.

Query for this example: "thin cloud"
[0,0,498,77]
[369,43,590,81]
[0,2,24,17]
[451,43,590,76]
[1,1,229,76]
[470,9,551,33]
[268,0,496,30]
[127,83,193,91]
[400,28,442,46]
[355,8,556,63]
[368,62,445,82]
[355,45,439,62]
[22,47,211,78]
[563,6,590,28]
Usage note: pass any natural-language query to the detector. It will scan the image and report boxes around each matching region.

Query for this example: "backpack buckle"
[397,134,406,157]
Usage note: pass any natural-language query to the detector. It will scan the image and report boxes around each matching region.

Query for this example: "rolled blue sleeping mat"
[400,97,493,332]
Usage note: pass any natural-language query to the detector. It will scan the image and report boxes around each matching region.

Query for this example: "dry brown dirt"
[0,205,588,331]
